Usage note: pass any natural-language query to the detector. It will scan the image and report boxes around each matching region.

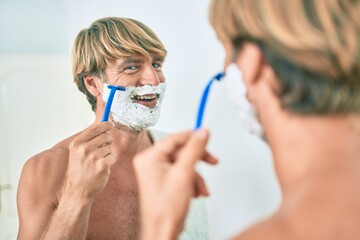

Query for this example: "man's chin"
[111,121,145,133]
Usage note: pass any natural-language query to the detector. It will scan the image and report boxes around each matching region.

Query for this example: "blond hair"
[72,17,167,111]
[210,0,360,114]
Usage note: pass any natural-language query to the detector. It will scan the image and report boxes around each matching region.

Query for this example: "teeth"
[131,94,158,100]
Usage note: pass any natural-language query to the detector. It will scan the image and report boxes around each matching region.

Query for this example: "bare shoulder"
[231,197,314,240]
[19,146,69,190]
[17,135,78,239]
[18,132,82,196]
[18,142,72,210]
[232,212,292,240]
[19,132,81,188]
[234,175,360,240]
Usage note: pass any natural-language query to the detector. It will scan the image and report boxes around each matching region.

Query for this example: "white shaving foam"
[102,83,166,131]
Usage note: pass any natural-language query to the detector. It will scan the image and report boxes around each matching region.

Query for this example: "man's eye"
[125,66,137,70]
[124,65,139,73]
[152,63,162,69]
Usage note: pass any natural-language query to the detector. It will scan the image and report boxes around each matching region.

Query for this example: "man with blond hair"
[133,0,360,240]
[16,17,208,240]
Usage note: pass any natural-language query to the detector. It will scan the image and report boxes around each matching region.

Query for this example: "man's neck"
[267,113,360,197]
[110,124,151,159]
[94,111,152,165]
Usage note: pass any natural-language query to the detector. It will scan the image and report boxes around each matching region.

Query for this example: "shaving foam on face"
[225,64,263,137]
[102,83,166,131]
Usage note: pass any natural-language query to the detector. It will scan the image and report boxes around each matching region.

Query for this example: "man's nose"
[139,64,160,86]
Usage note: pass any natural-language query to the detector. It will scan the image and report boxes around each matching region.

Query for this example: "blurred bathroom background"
[0,0,281,239]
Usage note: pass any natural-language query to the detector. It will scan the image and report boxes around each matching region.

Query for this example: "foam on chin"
[102,83,166,131]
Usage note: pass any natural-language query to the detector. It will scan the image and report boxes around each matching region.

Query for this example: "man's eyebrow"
[152,56,165,62]
[114,55,164,69]
[116,57,144,68]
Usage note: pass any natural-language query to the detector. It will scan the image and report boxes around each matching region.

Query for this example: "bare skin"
[133,43,360,240]
[17,124,153,240]
[17,54,166,240]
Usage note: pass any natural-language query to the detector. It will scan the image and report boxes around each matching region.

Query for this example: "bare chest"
[86,170,140,240]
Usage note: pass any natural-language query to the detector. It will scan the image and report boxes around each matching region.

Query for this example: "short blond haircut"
[210,0,360,114]
[72,17,167,111]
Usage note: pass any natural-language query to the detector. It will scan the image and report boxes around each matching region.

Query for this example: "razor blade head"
[108,85,126,91]
[213,72,225,81]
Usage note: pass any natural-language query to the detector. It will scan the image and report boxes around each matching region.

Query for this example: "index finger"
[77,122,113,142]
[133,130,192,170]
[176,128,210,171]
[152,130,193,157]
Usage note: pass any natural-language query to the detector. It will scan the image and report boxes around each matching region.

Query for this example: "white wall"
[0,0,281,239]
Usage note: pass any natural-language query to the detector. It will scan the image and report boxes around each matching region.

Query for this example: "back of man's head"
[210,0,360,115]
[72,17,167,111]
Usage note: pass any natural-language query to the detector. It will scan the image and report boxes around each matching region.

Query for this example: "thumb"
[176,128,210,172]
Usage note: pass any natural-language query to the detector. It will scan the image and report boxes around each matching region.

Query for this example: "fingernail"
[204,187,209,196]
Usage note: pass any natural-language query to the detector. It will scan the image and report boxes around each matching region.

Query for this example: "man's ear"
[84,75,101,97]
[235,43,279,103]
[235,42,264,87]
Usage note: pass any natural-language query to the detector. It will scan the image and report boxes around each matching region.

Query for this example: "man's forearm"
[41,194,93,240]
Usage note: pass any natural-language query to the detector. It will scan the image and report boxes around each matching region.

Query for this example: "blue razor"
[194,72,224,130]
[102,85,126,122]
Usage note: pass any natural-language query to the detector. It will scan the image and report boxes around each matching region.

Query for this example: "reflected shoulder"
[19,146,69,195]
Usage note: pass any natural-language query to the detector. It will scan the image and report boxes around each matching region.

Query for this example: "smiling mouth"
[131,94,159,108]
[131,94,159,101]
